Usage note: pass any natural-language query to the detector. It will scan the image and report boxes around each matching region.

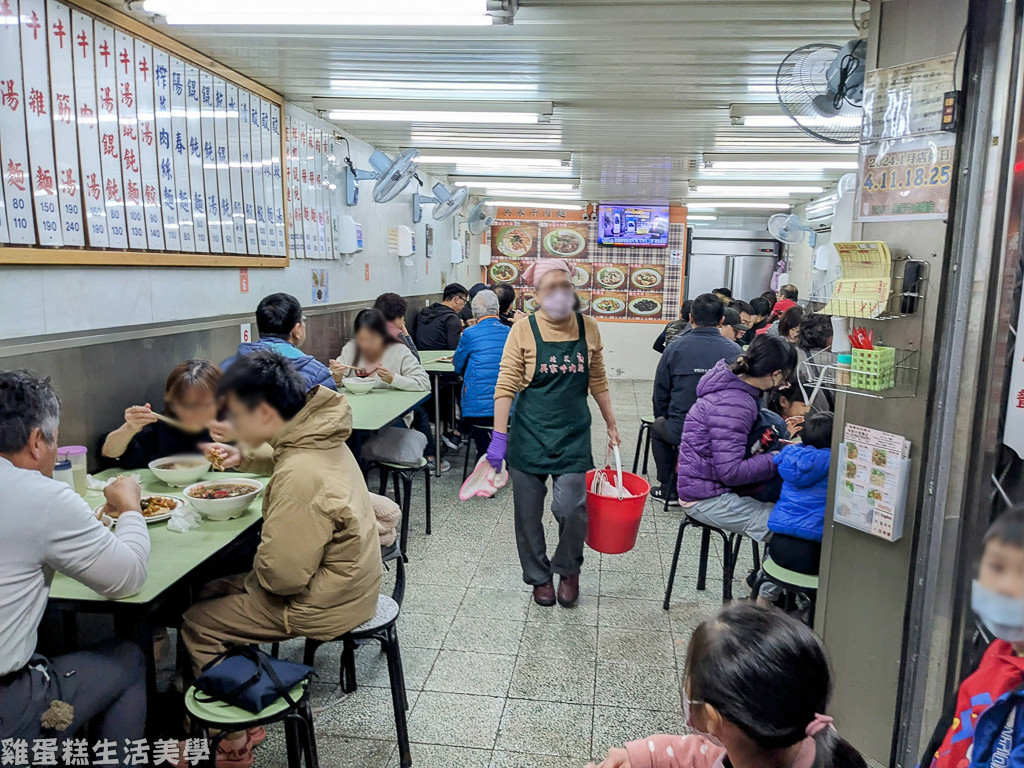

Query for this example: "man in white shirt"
[0,371,151,758]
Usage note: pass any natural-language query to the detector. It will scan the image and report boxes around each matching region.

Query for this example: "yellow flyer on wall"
[857,133,956,221]
[822,241,893,318]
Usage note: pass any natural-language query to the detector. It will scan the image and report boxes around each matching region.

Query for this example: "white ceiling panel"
[105,0,861,209]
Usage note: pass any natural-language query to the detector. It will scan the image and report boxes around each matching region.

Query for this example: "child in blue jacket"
[758,412,832,604]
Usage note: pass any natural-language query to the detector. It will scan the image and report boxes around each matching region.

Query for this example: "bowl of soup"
[342,377,376,395]
[149,455,211,487]
[183,479,264,520]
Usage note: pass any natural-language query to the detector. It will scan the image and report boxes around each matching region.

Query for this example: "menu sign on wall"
[0,0,286,263]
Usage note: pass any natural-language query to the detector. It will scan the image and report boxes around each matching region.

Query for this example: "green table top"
[347,388,430,430]
[48,469,266,605]
[421,349,456,374]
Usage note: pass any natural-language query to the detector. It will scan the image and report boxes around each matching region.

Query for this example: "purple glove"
[485,431,508,471]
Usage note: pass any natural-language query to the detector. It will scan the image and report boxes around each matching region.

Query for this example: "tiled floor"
[257,380,758,767]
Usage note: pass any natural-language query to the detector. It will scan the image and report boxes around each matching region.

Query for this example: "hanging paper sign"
[168,56,194,251]
[21,0,63,245]
[270,103,284,253]
[134,40,164,250]
[184,64,209,251]
[209,76,233,252]
[69,9,106,246]
[325,133,337,259]
[249,95,268,252]
[284,116,303,258]
[0,0,37,244]
[151,49,178,250]
[236,89,259,253]
[258,98,279,254]
[198,71,222,252]
[221,82,246,252]
[47,0,84,246]
[296,121,311,256]
[94,21,127,248]
[861,55,956,142]
[114,31,147,249]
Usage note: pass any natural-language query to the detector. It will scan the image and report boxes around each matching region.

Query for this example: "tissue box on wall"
[477,243,491,266]
[450,239,464,264]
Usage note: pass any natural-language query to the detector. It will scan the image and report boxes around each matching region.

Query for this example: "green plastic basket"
[850,346,896,391]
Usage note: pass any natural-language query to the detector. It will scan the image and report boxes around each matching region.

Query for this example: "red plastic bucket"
[585,451,651,554]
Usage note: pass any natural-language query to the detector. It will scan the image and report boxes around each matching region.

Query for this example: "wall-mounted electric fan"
[344,148,419,206]
[466,199,494,235]
[768,213,817,247]
[413,181,469,223]
[776,39,866,144]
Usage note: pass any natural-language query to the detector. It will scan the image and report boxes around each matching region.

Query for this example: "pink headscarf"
[522,258,573,289]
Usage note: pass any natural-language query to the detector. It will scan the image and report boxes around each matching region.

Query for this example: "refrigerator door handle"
[726,255,735,293]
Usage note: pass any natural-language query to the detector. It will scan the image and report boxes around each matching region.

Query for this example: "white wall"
[600,321,662,382]
[0,105,473,340]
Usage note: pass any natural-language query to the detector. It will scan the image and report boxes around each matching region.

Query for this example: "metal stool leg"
[283,715,303,768]
[721,533,738,602]
[382,624,412,768]
[299,698,320,768]
[340,637,358,693]
[632,425,645,474]
[641,425,653,475]
[302,639,321,667]
[751,540,761,572]
[696,526,711,591]
[663,518,688,610]
[423,464,432,535]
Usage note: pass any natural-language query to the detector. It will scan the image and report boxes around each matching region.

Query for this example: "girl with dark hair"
[101,359,228,468]
[776,306,805,343]
[795,313,835,413]
[766,379,811,440]
[675,335,797,542]
[588,603,867,768]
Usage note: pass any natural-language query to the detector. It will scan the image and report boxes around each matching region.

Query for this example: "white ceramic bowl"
[343,377,376,395]
[183,479,264,521]
[149,455,212,487]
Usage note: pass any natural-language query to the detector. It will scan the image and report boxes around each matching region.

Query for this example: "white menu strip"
[20,0,62,245]
[249,95,267,253]
[168,56,194,251]
[258,98,278,254]
[270,102,284,254]
[133,40,164,250]
[114,30,147,249]
[184,64,208,252]
[237,88,258,253]
[285,116,303,258]
[223,83,246,253]
[46,0,84,246]
[70,8,107,247]
[0,1,36,244]
[198,70,221,252]
[93,20,127,248]
[212,77,236,252]
[151,48,178,250]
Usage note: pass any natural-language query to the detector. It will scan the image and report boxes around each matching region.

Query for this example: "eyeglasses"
[301,315,309,324]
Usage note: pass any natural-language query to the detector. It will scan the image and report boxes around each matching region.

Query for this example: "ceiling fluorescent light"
[411,149,571,167]
[685,202,792,211]
[486,200,584,211]
[316,99,553,125]
[728,103,862,129]
[331,80,536,94]
[453,176,578,187]
[143,0,509,25]
[703,153,858,171]
[688,185,824,196]
[686,215,718,221]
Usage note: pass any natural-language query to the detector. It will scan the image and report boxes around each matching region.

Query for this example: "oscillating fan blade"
[432,186,469,222]
[373,148,420,203]
[468,200,494,235]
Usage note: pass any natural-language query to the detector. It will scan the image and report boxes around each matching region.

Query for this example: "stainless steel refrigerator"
[685,228,780,301]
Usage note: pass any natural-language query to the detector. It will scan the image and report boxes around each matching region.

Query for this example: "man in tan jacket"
[183,350,382,675]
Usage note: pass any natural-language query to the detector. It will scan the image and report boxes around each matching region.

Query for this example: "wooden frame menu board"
[0,0,288,267]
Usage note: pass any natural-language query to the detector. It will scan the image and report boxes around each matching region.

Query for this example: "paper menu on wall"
[132,39,164,250]
[93,21,128,249]
[48,0,86,246]
[1,0,36,244]
[70,9,108,247]
[236,89,259,254]
[114,30,147,250]
[833,423,911,542]
[821,241,893,318]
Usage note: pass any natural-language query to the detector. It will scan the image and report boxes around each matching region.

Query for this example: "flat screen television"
[597,204,670,247]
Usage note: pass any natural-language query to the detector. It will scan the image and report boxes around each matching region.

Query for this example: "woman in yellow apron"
[486,259,620,607]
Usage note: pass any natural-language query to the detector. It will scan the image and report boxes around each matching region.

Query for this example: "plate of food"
[489,261,519,284]
[595,266,626,289]
[184,479,264,520]
[496,227,533,257]
[543,228,586,258]
[630,267,663,289]
[570,264,591,287]
[95,495,183,525]
[628,296,663,316]
[592,296,626,315]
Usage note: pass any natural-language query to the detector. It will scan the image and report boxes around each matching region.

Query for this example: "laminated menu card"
[833,422,911,542]
[821,241,893,318]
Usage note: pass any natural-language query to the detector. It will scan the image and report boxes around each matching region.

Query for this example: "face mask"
[972,580,1024,642]
[682,691,725,748]
[540,288,575,320]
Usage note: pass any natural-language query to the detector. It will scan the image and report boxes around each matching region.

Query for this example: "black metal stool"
[751,556,818,626]
[185,678,317,768]
[663,514,761,607]
[371,458,431,553]
[633,417,654,475]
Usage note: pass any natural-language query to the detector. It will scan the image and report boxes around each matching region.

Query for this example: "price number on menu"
[862,164,952,193]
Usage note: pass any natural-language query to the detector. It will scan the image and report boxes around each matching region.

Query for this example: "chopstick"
[331,361,365,373]
[150,410,205,434]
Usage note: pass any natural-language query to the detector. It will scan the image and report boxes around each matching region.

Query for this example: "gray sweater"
[0,457,150,674]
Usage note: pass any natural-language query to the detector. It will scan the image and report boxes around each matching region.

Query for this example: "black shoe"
[441,431,463,451]
[650,487,679,506]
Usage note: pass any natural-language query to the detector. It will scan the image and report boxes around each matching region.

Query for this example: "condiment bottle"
[53,454,75,491]
[59,445,89,496]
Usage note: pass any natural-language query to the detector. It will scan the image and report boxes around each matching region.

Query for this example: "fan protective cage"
[776,43,862,145]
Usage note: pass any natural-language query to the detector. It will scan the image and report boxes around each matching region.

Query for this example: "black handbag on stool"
[193,646,314,713]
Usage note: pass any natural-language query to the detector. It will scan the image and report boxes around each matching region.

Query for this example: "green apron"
[507,312,593,475]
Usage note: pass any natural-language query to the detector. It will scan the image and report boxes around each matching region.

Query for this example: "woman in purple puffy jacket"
[675,335,797,542]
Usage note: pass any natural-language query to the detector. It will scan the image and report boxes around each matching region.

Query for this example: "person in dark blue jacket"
[650,293,742,502]
[223,293,337,393]
[758,412,832,604]
[453,289,510,459]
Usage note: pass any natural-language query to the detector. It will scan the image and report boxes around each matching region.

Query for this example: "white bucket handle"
[604,445,625,500]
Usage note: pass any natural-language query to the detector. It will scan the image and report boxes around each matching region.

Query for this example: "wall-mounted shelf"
[808,259,928,319]
[801,347,921,400]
